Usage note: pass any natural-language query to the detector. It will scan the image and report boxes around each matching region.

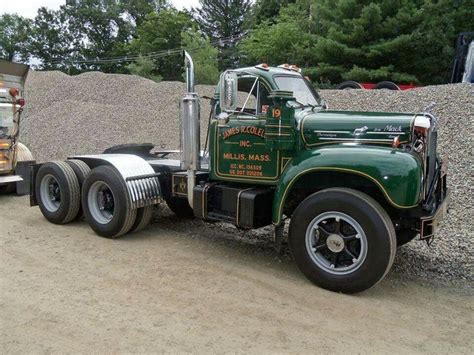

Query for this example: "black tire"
[66,159,91,219]
[336,80,363,90]
[82,165,137,238]
[35,161,81,224]
[166,197,194,218]
[374,81,400,90]
[396,228,418,246]
[289,188,396,293]
[129,205,153,233]
[65,159,91,186]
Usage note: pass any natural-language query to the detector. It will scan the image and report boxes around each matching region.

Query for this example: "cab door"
[210,75,281,185]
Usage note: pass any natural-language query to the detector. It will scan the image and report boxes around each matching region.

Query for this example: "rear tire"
[129,205,153,233]
[336,80,363,90]
[35,161,81,224]
[289,188,396,293]
[66,159,91,219]
[374,81,400,90]
[82,165,136,238]
[166,197,194,218]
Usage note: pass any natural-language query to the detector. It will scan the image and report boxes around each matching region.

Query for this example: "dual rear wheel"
[36,162,152,238]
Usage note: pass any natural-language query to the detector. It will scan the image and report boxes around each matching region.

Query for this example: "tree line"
[0,0,471,86]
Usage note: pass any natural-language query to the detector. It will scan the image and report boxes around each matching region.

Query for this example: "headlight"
[414,115,430,136]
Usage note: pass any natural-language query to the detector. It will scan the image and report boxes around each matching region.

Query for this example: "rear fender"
[272,146,422,224]
[70,154,162,209]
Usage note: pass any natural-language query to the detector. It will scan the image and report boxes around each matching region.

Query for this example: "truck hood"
[298,110,416,147]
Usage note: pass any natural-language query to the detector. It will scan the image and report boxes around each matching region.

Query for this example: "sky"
[0,0,201,18]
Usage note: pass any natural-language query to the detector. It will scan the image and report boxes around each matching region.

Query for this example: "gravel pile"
[22,71,215,162]
[21,71,473,287]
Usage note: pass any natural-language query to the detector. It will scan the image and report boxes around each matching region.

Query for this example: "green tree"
[118,0,168,27]
[242,0,472,85]
[128,9,194,80]
[181,29,220,85]
[252,0,295,25]
[127,55,163,81]
[240,3,313,66]
[0,14,32,61]
[29,7,79,71]
[194,0,253,69]
[66,0,132,72]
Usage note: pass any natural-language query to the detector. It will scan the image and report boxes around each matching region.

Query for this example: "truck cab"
[30,53,449,293]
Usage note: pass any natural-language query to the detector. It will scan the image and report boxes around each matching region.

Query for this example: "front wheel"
[289,188,396,293]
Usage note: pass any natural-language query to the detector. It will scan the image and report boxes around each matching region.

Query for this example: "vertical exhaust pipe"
[181,51,200,207]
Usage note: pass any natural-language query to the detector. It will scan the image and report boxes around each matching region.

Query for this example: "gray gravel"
[21,71,473,287]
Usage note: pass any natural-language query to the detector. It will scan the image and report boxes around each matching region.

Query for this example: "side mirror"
[321,99,328,110]
[219,71,238,112]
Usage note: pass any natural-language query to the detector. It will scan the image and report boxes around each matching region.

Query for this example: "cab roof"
[231,65,302,89]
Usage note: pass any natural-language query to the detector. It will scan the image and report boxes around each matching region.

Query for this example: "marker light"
[16,98,26,107]
[9,88,19,97]
[255,63,269,71]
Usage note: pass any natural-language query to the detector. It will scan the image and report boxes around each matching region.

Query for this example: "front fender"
[272,146,422,224]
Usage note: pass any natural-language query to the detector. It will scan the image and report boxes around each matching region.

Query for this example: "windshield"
[0,103,16,138]
[274,75,321,107]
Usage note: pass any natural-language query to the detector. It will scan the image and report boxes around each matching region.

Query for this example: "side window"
[234,76,271,117]
[236,76,257,115]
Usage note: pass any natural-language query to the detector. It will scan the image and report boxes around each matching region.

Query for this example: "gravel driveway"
[1,196,473,353]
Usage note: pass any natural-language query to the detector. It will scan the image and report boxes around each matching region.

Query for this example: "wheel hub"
[326,234,344,253]
[305,211,368,275]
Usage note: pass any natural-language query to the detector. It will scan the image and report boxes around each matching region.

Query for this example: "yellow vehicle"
[0,60,34,194]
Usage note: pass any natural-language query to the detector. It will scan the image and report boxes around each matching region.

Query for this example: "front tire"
[289,188,396,293]
[82,166,136,238]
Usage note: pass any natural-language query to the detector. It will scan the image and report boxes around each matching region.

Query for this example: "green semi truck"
[30,53,449,293]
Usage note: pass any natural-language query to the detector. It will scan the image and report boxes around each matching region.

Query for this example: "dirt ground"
[1,195,473,354]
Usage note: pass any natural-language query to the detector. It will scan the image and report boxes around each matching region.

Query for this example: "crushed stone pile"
[22,71,215,162]
[21,71,473,286]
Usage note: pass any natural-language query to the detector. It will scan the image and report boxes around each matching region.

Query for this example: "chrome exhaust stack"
[181,51,200,207]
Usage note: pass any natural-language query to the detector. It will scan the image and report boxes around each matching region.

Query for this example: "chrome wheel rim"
[40,174,61,212]
[305,211,367,275]
[88,181,115,224]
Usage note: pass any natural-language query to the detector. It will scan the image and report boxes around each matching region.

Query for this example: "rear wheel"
[66,159,91,219]
[374,81,400,90]
[336,80,363,90]
[82,166,136,238]
[289,188,396,293]
[129,205,154,233]
[35,161,81,224]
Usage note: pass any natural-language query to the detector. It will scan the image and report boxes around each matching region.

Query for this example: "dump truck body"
[0,60,34,194]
